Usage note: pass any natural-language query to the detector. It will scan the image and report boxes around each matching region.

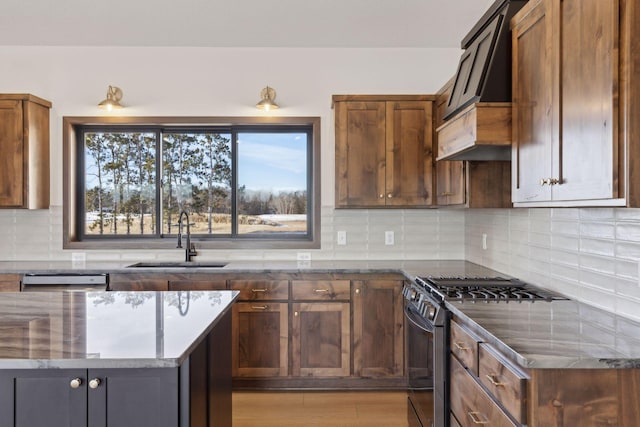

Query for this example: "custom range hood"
[436,0,528,162]
[443,0,528,122]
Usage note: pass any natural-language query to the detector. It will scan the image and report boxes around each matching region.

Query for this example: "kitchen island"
[0,290,238,427]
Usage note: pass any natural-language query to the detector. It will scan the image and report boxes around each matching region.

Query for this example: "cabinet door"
[552,0,619,201]
[0,369,87,427]
[0,95,50,209]
[386,101,434,206]
[0,100,24,207]
[291,302,350,377]
[528,369,618,427]
[352,280,404,377]
[232,302,288,377]
[436,160,466,206]
[512,0,554,203]
[88,368,179,427]
[335,101,387,207]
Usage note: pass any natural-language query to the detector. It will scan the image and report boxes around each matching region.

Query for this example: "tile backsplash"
[0,206,465,262]
[465,208,640,322]
[4,204,640,321]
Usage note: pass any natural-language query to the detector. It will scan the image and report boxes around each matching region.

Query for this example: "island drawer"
[229,280,289,300]
[450,320,481,375]
[478,343,528,425]
[450,356,517,427]
[291,280,351,301]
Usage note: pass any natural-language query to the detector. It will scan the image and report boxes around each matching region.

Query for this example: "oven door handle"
[404,304,436,333]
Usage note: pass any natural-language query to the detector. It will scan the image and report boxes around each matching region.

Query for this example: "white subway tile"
[580,237,615,257]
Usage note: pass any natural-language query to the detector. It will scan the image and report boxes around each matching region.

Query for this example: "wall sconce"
[256,86,279,111]
[98,85,124,111]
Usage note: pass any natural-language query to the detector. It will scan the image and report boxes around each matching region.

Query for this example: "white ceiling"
[0,0,491,48]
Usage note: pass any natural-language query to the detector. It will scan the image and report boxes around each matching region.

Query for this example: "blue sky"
[237,132,307,193]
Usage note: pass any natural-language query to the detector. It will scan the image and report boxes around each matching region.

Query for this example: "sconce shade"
[256,86,279,111]
[98,85,123,111]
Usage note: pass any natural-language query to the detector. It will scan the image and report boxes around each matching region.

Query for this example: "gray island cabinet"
[0,290,238,427]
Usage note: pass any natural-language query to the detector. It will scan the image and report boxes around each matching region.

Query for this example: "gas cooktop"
[414,276,567,303]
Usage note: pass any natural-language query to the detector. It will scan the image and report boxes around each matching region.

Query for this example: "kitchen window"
[62,117,321,250]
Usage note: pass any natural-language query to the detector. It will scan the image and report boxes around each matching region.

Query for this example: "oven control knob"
[427,306,437,320]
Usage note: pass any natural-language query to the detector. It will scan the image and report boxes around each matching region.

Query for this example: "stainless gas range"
[403,276,567,427]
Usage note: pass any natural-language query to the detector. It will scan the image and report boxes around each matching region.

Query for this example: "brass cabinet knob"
[294,311,299,317]
[89,378,101,389]
[355,289,360,295]
[387,193,392,198]
[379,194,384,198]
[70,378,82,389]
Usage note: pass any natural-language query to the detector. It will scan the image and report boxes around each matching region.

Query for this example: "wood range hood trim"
[436,102,512,161]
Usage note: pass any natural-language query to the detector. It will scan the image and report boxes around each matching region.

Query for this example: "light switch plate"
[337,231,347,245]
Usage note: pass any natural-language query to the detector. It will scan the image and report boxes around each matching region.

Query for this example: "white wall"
[466,208,640,322]
[0,46,466,262]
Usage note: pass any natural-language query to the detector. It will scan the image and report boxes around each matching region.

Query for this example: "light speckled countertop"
[2,259,640,370]
[0,290,238,369]
[0,259,498,279]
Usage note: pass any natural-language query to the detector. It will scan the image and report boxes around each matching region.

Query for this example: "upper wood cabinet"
[511,0,640,206]
[333,95,435,208]
[0,94,51,209]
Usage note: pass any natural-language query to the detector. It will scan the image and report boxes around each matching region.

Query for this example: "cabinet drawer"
[479,343,528,425]
[450,356,517,427]
[291,280,350,301]
[450,320,481,375]
[229,280,289,300]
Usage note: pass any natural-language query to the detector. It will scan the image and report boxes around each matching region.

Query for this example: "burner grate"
[416,276,566,302]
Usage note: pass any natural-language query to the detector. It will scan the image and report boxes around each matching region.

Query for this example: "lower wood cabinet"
[0,368,179,427]
[352,279,404,378]
[0,274,20,292]
[231,302,288,378]
[450,315,640,426]
[105,272,406,388]
[108,273,169,291]
[291,302,350,377]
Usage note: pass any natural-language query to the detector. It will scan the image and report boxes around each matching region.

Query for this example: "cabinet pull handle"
[251,305,268,310]
[454,341,469,351]
[314,289,329,293]
[89,378,101,389]
[439,192,453,196]
[294,311,299,317]
[251,288,267,293]
[69,378,83,389]
[468,411,489,424]
[485,374,505,387]
[540,177,560,186]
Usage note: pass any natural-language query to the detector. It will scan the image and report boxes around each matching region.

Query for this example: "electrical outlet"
[337,230,347,245]
[385,231,394,245]
[297,252,311,261]
[71,252,86,268]
[482,233,487,250]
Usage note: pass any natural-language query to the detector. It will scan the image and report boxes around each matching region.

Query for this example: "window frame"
[63,116,321,250]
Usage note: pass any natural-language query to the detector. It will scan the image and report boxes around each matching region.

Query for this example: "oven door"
[405,302,434,427]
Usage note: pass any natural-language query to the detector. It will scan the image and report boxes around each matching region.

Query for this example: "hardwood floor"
[232,391,409,427]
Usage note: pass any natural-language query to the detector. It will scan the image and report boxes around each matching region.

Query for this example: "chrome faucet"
[177,210,197,262]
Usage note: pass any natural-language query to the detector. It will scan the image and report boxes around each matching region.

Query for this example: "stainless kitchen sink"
[126,262,227,268]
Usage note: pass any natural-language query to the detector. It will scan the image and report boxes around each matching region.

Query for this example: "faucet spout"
[177,210,197,262]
